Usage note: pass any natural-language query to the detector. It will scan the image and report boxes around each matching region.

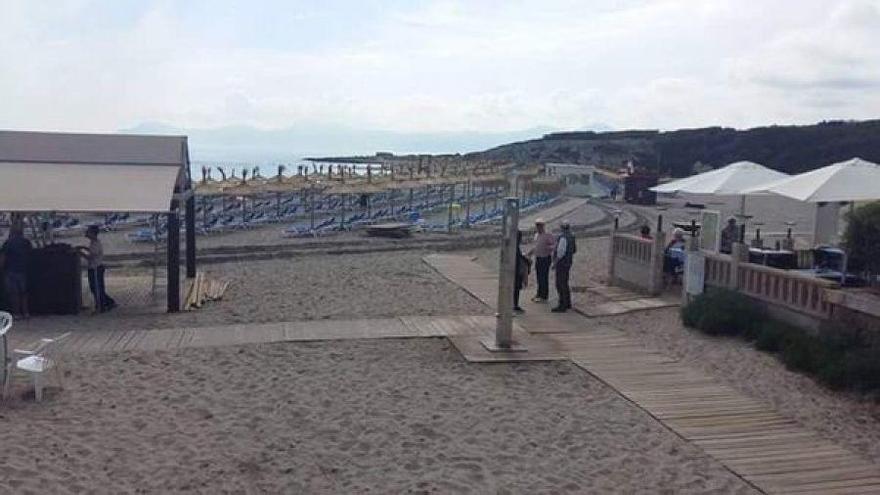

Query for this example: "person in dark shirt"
[552,221,577,313]
[720,217,738,254]
[1,224,32,318]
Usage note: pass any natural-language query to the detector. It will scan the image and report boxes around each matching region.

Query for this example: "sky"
[2,0,880,144]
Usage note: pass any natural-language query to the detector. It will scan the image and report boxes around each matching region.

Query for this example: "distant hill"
[471,120,880,176]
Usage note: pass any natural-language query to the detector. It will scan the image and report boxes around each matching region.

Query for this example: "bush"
[680,289,764,337]
[754,321,796,353]
[781,333,829,373]
[682,289,880,394]
[817,348,880,392]
[843,201,880,285]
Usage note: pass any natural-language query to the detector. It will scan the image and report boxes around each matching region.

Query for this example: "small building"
[624,173,658,205]
[543,163,611,198]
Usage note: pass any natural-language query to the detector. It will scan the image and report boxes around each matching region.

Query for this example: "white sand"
[0,339,755,493]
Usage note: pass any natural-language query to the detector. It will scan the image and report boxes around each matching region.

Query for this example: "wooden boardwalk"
[25,316,498,355]
[424,254,880,495]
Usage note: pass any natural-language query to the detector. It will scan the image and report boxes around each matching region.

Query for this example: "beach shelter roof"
[743,158,880,203]
[0,130,188,212]
[651,161,789,195]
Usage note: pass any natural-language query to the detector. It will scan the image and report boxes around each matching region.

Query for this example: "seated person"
[639,225,652,240]
[663,229,687,282]
[720,217,738,254]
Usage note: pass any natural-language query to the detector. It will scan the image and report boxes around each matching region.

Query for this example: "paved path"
[519,197,587,227]
[424,253,880,495]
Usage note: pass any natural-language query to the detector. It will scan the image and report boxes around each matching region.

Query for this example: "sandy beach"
[0,338,755,494]
[4,198,880,493]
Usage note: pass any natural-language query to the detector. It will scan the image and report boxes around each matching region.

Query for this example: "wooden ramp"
[425,254,880,495]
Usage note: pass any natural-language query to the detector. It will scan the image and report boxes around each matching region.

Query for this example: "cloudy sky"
[3,0,880,136]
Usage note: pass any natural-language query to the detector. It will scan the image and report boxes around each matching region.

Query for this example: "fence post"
[608,217,618,286]
[730,242,747,291]
[650,230,666,295]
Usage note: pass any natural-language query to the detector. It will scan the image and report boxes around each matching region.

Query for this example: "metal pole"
[494,197,519,348]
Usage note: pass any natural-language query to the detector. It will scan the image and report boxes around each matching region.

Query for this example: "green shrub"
[680,289,764,337]
[754,321,793,353]
[781,334,829,373]
[843,201,880,282]
[817,349,880,392]
[681,289,880,395]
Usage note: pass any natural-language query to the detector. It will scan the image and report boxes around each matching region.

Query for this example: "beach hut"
[0,130,195,312]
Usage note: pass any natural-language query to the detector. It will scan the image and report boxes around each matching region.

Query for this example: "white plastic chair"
[3,331,71,402]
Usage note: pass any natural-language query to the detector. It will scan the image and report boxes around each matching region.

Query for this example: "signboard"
[685,251,705,296]
[700,210,722,253]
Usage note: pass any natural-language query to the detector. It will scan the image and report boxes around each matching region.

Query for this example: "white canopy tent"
[0,130,195,312]
[0,131,188,212]
[650,161,791,225]
[742,158,880,203]
[744,158,880,246]
[651,161,789,195]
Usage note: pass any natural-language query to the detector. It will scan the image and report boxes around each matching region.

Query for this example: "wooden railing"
[705,252,734,288]
[612,234,653,264]
[702,251,838,319]
[738,263,838,319]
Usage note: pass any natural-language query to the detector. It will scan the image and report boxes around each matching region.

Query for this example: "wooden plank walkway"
[424,254,880,495]
[45,315,498,355]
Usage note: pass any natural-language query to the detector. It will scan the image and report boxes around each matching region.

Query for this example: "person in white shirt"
[527,219,556,302]
[77,225,116,313]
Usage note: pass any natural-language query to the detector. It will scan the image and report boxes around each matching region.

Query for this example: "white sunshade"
[651,161,789,195]
[743,157,880,203]
[0,130,188,212]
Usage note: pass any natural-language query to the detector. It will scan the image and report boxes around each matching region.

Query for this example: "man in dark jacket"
[552,221,576,312]
[1,224,32,318]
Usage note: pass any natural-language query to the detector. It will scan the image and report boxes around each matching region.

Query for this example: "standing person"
[527,218,555,303]
[552,221,576,313]
[77,225,116,313]
[720,217,738,254]
[513,231,530,313]
[1,224,32,318]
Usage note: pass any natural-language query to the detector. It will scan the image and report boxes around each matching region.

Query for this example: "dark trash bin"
[27,243,82,315]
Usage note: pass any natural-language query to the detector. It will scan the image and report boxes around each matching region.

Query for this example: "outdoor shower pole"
[494,197,519,349]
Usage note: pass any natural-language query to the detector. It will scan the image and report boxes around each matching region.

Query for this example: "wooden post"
[185,193,196,279]
[167,204,181,313]
[310,188,316,230]
[464,179,472,228]
[447,183,455,232]
[608,216,618,286]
